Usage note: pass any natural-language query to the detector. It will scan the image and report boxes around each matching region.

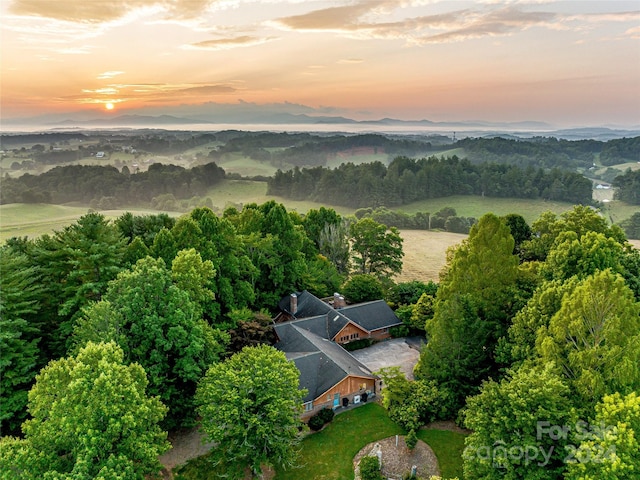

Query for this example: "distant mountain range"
[3,107,639,141]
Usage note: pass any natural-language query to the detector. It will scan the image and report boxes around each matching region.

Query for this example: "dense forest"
[1,203,639,479]
[613,169,640,204]
[0,162,225,206]
[267,156,593,207]
[0,203,403,434]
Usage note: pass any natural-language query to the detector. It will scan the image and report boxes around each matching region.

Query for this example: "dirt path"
[158,428,213,478]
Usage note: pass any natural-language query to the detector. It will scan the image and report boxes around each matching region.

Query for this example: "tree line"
[267,155,593,208]
[0,162,225,206]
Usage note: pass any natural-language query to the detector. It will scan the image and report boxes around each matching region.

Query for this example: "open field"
[2,187,638,252]
[0,204,183,242]
[400,195,578,224]
[214,153,282,177]
[396,230,466,282]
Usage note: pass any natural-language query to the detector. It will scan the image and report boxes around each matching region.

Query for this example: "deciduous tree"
[536,270,640,407]
[0,342,168,480]
[566,392,640,480]
[463,364,573,480]
[74,257,227,428]
[416,214,520,414]
[196,345,305,478]
[349,217,404,278]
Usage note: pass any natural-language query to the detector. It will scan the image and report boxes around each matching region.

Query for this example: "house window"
[304,401,314,412]
[350,332,359,340]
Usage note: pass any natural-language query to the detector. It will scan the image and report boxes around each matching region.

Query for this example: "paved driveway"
[351,337,424,380]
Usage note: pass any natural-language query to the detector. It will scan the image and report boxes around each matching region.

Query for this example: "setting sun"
[105,102,114,110]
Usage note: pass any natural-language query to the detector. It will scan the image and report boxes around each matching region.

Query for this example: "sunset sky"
[1,0,639,127]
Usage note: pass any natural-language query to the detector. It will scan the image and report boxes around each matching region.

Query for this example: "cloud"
[338,58,364,64]
[82,87,120,95]
[8,0,215,24]
[187,35,278,50]
[60,81,238,106]
[275,1,388,30]
[271,1,638,46]
[272,1,555,45]
[177,84,237,94]
[625,25,640,39]
[418,6,557,44]
[55,46,95,54]
[97,71,125,79]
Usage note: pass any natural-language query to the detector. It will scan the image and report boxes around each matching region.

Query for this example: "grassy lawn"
[275,403,404,480]
[174,403,467,480]
[418,429,467,479]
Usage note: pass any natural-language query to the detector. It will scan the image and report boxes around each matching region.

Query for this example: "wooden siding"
[301,375,377,419]
[333,322,369,345]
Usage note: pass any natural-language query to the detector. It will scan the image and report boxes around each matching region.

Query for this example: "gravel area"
[351,337,423,380]
[354,436,440,479]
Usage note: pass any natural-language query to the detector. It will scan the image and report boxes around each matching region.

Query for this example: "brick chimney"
[290,293,298,315]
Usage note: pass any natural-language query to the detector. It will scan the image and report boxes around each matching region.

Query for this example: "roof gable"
[338,300,402,332]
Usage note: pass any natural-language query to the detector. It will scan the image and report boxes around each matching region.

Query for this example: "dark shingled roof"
[275,324,375,403]
[338,300,402,332]
[278,290,332,319]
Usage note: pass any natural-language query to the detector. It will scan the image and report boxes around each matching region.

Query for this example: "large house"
[273,291,402,419]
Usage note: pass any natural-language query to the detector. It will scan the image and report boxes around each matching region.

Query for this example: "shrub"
[308,414,325,431]
[308,408,335,431]
[405,429,418,450]
[342,338,375,351]
[389,325,410,338]
[317,407,335,424]
[359,455,384,480]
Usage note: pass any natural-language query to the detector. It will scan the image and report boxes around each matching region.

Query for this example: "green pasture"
[400,196,578,224]
[0,204,183,242]
[0,180,356,241]
[214,153,282,177]
[601,200,640,225]
[205,180,355,215]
